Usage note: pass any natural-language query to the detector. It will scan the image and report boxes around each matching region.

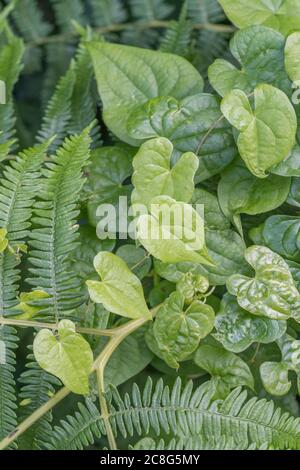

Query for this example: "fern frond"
[37,64,76,152]
[9,0,51,42]
[160,3,192,56]
[27,127,92,322]
[44,379,300,450]
[0,140,51,316]
[0,325,18,441]
[89,0,127,27]
[50,0,86,32]
[0,31,24,146]
[131,436,268,450]
[187,0,231,75]
[68,40,101,146]
[17,349,61,450]
[129,0,174,20]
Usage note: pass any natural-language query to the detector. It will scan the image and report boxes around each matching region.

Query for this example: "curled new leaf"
[214,294,287,353]
[147,291,215,369]
[33,320,93,395]
[136,195,213,265]
[131,137,198,208]
[176,272,209,304]
[86,252,151,320]
[227,246,300,321]
[221,85,297,178]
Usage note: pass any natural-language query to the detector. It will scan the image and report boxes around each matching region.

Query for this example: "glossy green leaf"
[194,342,255,398]
[131,137,198,208]
[219,0,300,36]
[227,246,300,321]
[127,94,237,181]
[136,195,213,265]
[86,252,151,320]
[221,85,297,178]
[256,215,300,261]
[218,161,291,225]
[209,26,290,97]
[88,41,204,145]
[260,362,291,396]
[214,294,287,353]
[149,291,214,369]
[33,320,93,395]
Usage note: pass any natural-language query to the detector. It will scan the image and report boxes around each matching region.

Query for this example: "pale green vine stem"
[0,307,160,450]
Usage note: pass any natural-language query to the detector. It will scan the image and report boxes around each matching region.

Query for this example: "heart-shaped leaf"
[227,246,300,321]
[147,291,215,369]
[136,195,213,265]
[33,320,93,395]
[209,26,290,97]
[131,137,198,208]
[86,252,151,320]
[221,85,297,178]
[219,0,300,36]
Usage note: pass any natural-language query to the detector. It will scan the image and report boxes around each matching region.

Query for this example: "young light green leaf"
[131,137,198,208]
[219,0,300,36]
[86,252,151,320]
[136,195,213,266]
[260,362,291,396]
[0,228,8,253]
[33,320,93,395]
[148,291,214,369]
[227,246,300,321]
[176,272,209,304]
[285,32,300,82]
[221,85,297,178]
[214,294,287,353]
[194,342,255,398]
[88,41,204,145]
[12,290,50,320]
[209,26,290,97]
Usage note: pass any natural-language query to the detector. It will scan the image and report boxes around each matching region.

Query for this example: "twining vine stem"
[27,20,235,48]
[0,307,160,450]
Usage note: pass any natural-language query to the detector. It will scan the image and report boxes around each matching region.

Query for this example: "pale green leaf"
[219,0,300,36]
[33,320,93,395]
[285,32,300,82]
[221,84,297,178]
[132,137,198,208]
[86,252,151,320]
[136,195,213,265]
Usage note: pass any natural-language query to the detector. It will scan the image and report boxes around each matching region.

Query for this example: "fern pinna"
[1,0,300,454]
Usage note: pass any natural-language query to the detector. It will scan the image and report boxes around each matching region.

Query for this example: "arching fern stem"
[0,306,161,450]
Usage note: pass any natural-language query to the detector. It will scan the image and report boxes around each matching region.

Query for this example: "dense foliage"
[1,0,300,451]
